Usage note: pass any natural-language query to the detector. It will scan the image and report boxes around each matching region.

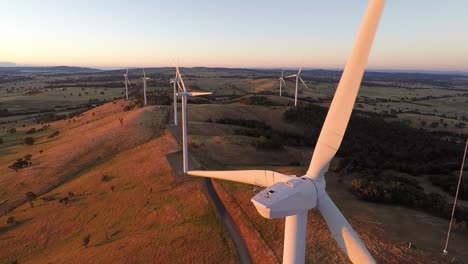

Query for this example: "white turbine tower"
[175,67,212,173]
[123,68,129,100]
[142,69,149,106]
[285,67,309,107]
[170,69,179,126]
[279,69,287,97]
[187,0,385,263]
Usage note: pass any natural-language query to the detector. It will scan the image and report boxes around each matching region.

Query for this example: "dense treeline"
[350,172,468,224]
[283,106,465,175]
[430,173,467,200]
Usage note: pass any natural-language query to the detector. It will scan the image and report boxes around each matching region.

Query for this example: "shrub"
[8,158,31,171]
[101,175,113,182]
[24,137,35,145]
[211,118,271,129]
[48,131,60,138]
[82,234,91,248]
[6,216,15,225]
[0,137,3,144]
[239,95,275,106]
[25,128,36,134]
[9,128,16,134]
[24,154,32,161]
[25,191,37,207]
[252,136,283,151]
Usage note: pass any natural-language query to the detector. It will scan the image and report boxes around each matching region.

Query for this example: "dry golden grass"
[0,101,236,263]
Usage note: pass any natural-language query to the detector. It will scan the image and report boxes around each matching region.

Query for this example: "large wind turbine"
[279,69,287,97]
[123,68,129,100]
[175,67,212,173]
[285,67,309,107]
[142,69,149,106]
[187,0,385,263]
[170,69,180,126]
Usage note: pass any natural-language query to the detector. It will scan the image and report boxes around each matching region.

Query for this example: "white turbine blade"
[285,74,297,78]
[281,69,284,78]
[188,91,213,97]
[298,67,302,75]
[307,0,385,178]
[299,76,309,89]
[188,170,294,187]
[126,68,128,75]
[282,79,287,86]
[318,194,375,264]
[176,81,184,93]
[143,68,146,78]
[177,68,188,92]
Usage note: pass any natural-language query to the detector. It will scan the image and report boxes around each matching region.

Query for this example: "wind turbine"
[187,0,385,263]
[175,67,212,173]
[285,67,309,107]
[279,69,287,97]
[123,68,129,100]
[142,69,149,106]
[170,69,179,126]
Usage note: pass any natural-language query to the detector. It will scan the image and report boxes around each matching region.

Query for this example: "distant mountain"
[0,62,16,67]
[0,66,101,74]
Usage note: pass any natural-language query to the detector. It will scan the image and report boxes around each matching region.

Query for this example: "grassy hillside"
[0,101,236,263]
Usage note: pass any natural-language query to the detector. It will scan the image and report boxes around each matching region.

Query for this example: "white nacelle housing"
[251,178,318,219]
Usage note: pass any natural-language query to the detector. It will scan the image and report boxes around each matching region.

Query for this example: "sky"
[1,0,467,71]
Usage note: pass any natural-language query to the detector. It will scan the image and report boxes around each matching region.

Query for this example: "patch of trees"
[8,155,33,171]
[351,173,468,224]
[187,97,211,104]
[283,105,464,175]
[430,173,468,201]
[239,95,276,106]
[36,113,68,123]
[48,131,60,138]
[208,117,271,129]
[208,117,312,150]
[252,136,283,150]
[23,137,35,145]
[25,128,36,134]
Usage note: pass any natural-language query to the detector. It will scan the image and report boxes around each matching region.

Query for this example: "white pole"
[125,76,128,100]
[280,79,282,97]
[294,75,299,107]
[283,212,308,264]
[174,81,178,125]
[443,136,468,254]
[143,78,147,106]
[182,96,188,173]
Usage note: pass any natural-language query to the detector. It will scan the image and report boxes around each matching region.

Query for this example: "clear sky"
[1,0,467,71]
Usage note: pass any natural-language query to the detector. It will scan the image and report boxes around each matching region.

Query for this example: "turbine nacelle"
[252,178,318,219]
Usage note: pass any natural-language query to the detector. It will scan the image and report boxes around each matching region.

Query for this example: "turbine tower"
[279,69,286,97]
[170,69,180,126]
[186,0,385,263]
[175,67,212,173]
[123,68,129,100]
[285,67,309,107]
[142,69,149,106]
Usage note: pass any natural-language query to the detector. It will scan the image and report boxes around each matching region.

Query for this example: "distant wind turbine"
[170,69,179,125]
[123,68,129,100]
[279,69,287,97]
[285,67,309,107]
[175,67,212,173]
[142,69,149,106]
[185,0,386,263]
